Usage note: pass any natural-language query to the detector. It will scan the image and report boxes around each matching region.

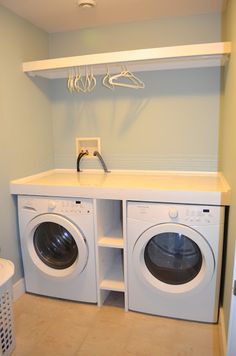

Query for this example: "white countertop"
[10,169,230,205]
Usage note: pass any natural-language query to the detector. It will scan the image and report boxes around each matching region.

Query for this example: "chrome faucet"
[77,150,88,172]
[93,151,110,173]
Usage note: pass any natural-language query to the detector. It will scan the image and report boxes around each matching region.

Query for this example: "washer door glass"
[33,222,78,270]
[144,232,202,285]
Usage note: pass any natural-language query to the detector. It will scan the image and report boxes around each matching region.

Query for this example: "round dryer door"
[25,214,88,278]
[133,223,215,295]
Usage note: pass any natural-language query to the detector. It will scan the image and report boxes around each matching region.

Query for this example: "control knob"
[169,208,178,219]
[48,201,56,211]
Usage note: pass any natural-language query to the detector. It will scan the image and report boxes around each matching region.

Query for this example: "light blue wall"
[51,68,221,171]
[0,6,53,282]
[50,14,221,57]
[50,14,222,171]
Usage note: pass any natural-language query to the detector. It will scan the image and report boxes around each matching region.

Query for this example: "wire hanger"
[74,67,87,93]
[73,68,82,92]
[109,65,145,89]
[87,66,96,92]
[67,68,75,92]
[102,65,114,90]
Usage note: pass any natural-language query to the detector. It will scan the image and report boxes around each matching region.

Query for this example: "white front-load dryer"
[18,195,97,303]
[127,202,225,322]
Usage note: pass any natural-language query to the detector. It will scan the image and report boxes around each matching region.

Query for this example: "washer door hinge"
[233,280,236,296]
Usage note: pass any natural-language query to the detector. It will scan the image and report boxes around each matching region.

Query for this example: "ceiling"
[0,0,228,33]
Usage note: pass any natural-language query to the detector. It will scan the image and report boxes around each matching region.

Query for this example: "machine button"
[169,208,178,219]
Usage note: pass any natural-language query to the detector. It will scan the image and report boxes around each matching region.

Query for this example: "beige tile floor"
[12,292,222,356]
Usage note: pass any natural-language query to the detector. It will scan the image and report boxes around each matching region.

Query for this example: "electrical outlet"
[76,137,101,158]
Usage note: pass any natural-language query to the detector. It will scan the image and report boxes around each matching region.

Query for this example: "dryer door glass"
[144,232,202,285]
[33,222,78,269]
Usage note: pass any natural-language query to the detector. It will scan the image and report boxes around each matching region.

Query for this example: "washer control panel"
[19,196,92,215]
[54,200,92,215]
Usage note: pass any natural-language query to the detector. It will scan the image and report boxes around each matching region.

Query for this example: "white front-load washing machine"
[127,202,225,322]
[18,195,97,303]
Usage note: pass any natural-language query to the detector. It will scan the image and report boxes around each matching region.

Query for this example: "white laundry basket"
[0,259,15,356]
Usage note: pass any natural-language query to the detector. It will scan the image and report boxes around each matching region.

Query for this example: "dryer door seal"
[25,214,88,278]
[133,223,215,295]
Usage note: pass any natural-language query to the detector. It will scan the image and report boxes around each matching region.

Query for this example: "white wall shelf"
[22,42,231,79]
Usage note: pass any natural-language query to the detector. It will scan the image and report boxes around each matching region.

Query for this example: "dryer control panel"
[127,202,225,226]
[184,207,213,225]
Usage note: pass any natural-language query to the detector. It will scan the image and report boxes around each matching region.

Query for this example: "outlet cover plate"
[76,137,101,158]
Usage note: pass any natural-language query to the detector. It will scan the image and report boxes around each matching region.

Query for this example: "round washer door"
[25,214,88,278]
[132,223,215,295]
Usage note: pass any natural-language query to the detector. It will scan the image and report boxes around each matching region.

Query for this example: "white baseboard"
[13,278,25,301]
[219,307,227,356]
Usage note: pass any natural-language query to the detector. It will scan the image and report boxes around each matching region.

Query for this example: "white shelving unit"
[95,199,127,308]
[22,42,231,79]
